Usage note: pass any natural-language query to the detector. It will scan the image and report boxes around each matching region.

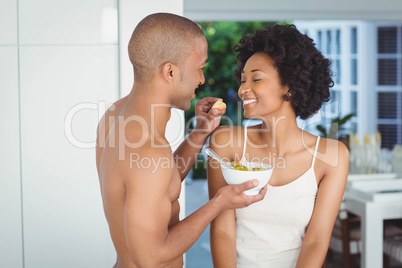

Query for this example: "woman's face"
[238,52,289,119]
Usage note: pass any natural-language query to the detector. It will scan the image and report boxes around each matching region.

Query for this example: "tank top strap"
[240,127,248,162]
[311,136,320,167]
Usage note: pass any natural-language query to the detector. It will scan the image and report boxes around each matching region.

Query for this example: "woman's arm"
[296,139,349,268]
[207,127,238,268]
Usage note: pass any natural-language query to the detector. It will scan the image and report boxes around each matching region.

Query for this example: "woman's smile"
[242,98,258,107]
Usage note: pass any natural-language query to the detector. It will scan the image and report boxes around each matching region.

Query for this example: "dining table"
[344,173,402,268]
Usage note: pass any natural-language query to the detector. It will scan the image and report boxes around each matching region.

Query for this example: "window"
[351,59,358,85]
[378,27,397,53]
[321,27,358,131]
[321,28,342,90]
[295,21,402,149]
[336,29,341,54]
[351,27,358,54]
[378,59,397,85]
[378,92,397,119]
[350,91,358,116]
[330,90,341,114]
[378,124,398,149]
[317,30,322,52]
[376,25,402,148]
[294,22,361,137]
[334,59,341,84]
[326,30,332,54]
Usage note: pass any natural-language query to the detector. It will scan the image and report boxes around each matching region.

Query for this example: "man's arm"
[174,97,225,181]
[124,148,266,267]
[296,139,349,267]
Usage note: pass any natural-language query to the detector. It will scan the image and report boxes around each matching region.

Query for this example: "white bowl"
[221,161,273,195]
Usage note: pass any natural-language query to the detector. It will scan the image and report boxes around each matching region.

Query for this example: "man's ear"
[161,62,176,83]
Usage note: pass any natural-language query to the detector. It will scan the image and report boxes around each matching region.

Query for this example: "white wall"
[0,1,23,266]
[0,0,119,267]
[21,0,119,265]
[0,47,23,268]
[184,0,402,21]
[0,0,186,267]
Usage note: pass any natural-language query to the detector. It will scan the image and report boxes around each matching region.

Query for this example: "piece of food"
[231,161,248,171]
[212,100,226,110]
[230,161,265,171]
[235,165,248,171]
[231,161,241,168]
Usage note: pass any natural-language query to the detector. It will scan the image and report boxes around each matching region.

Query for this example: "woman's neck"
[257,113,302,155]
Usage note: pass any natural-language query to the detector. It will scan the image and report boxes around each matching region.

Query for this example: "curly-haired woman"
[207,24,349,268]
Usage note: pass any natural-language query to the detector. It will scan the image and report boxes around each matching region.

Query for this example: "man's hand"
[193,97,226,137]
[173,97,226,180]
[213,180,268,210]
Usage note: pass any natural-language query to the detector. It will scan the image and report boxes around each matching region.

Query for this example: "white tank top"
[235,127,319,268]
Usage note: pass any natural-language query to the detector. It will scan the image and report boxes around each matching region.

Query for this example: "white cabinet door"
[0,47,23,268]
[20,45,118,268]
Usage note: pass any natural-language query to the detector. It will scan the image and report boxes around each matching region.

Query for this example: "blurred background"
[1,0,402,267]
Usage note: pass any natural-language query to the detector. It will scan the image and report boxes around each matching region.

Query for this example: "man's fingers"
[195,97,224,117]
[257,184,268,197]
[208,107,225,118]
[245,184,267,203]
[235,180,259,192]
[196,97,221,109]
[213,116,222,122]
[203,97,222,104]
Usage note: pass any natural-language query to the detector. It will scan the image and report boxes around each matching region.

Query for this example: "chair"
[327,200,402,268]
[384,220,402,266]
[327,201,361,268]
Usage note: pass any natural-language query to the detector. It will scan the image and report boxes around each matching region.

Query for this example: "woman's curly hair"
[234,24,333,120]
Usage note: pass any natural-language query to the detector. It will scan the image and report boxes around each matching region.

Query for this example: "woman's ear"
[282,85,292,101]
[161,62,176,83]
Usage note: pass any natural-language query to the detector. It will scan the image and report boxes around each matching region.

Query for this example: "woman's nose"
[238,85,250,98]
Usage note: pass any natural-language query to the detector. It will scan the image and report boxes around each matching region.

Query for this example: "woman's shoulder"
[316,136,349,169]
[210,125,243,144]
[211,123,262,140]
[209,126,245,157]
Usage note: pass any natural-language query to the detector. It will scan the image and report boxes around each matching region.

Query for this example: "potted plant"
[316,113,355,149]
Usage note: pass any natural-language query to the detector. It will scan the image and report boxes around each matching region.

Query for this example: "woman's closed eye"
[240,78,261,84]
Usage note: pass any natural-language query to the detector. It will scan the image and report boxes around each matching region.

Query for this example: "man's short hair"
[128,13,204,83]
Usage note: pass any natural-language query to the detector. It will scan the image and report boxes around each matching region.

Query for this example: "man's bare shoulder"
[96,97,128,139]
[98,117,174,184]
[96,97,130,166]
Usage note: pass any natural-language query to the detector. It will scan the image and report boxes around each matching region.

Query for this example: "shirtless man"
[96,13,267,268]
